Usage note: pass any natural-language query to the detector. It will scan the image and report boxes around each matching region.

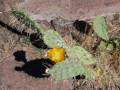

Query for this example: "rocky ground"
[0,0,120,90]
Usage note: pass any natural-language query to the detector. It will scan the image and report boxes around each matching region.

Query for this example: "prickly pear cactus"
[48,58,96,80]
[66,46,96,65]
[12,10,97,80]
[93,16,109,41]
[12,10,45,35]
[43,30,68,48]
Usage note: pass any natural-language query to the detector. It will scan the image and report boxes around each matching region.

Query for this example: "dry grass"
[73,14,120,90]
[0,10,120,90]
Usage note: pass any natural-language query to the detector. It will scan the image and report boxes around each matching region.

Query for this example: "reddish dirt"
[18,0,120,21]
[2,0,120,21]
[1,0,120,21]
[0,45,73,90]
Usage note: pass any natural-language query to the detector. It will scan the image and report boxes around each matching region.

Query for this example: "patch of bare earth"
[0,0,120,90]
[18,0,120,21]
[0,45,72,90]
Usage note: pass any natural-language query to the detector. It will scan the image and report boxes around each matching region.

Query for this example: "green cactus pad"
[12,10,45,35]
[48,59,95,80]
[66,46,96,65]
[43,30,67,48]
[93,16,109,41]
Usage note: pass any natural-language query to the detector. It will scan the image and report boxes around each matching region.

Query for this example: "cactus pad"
[93,16,109,41]
[66,46,96,65]
[43,30,67,48]
[48,58,95,80]
[12,10,45,35]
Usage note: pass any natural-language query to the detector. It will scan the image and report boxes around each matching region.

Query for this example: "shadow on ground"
[0,20,27,36]
[0,20,47,49]
[73,20,91,34]
[13,50,54,78]
[30,33,47,49]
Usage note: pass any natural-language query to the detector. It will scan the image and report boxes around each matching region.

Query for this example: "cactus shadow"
[75,75,85,80]
[0,20,47,49]
[13,50,54,78]
[0,20,28,36]
[73,20,91,34]
[30,33,47,49]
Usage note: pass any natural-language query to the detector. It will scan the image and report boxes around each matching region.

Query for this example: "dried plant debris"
[0,9,120,90]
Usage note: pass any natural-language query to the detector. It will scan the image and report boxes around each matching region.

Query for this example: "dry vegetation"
[0,9,120,90]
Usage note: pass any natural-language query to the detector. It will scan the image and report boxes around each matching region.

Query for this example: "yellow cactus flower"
[48,47,65,63]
